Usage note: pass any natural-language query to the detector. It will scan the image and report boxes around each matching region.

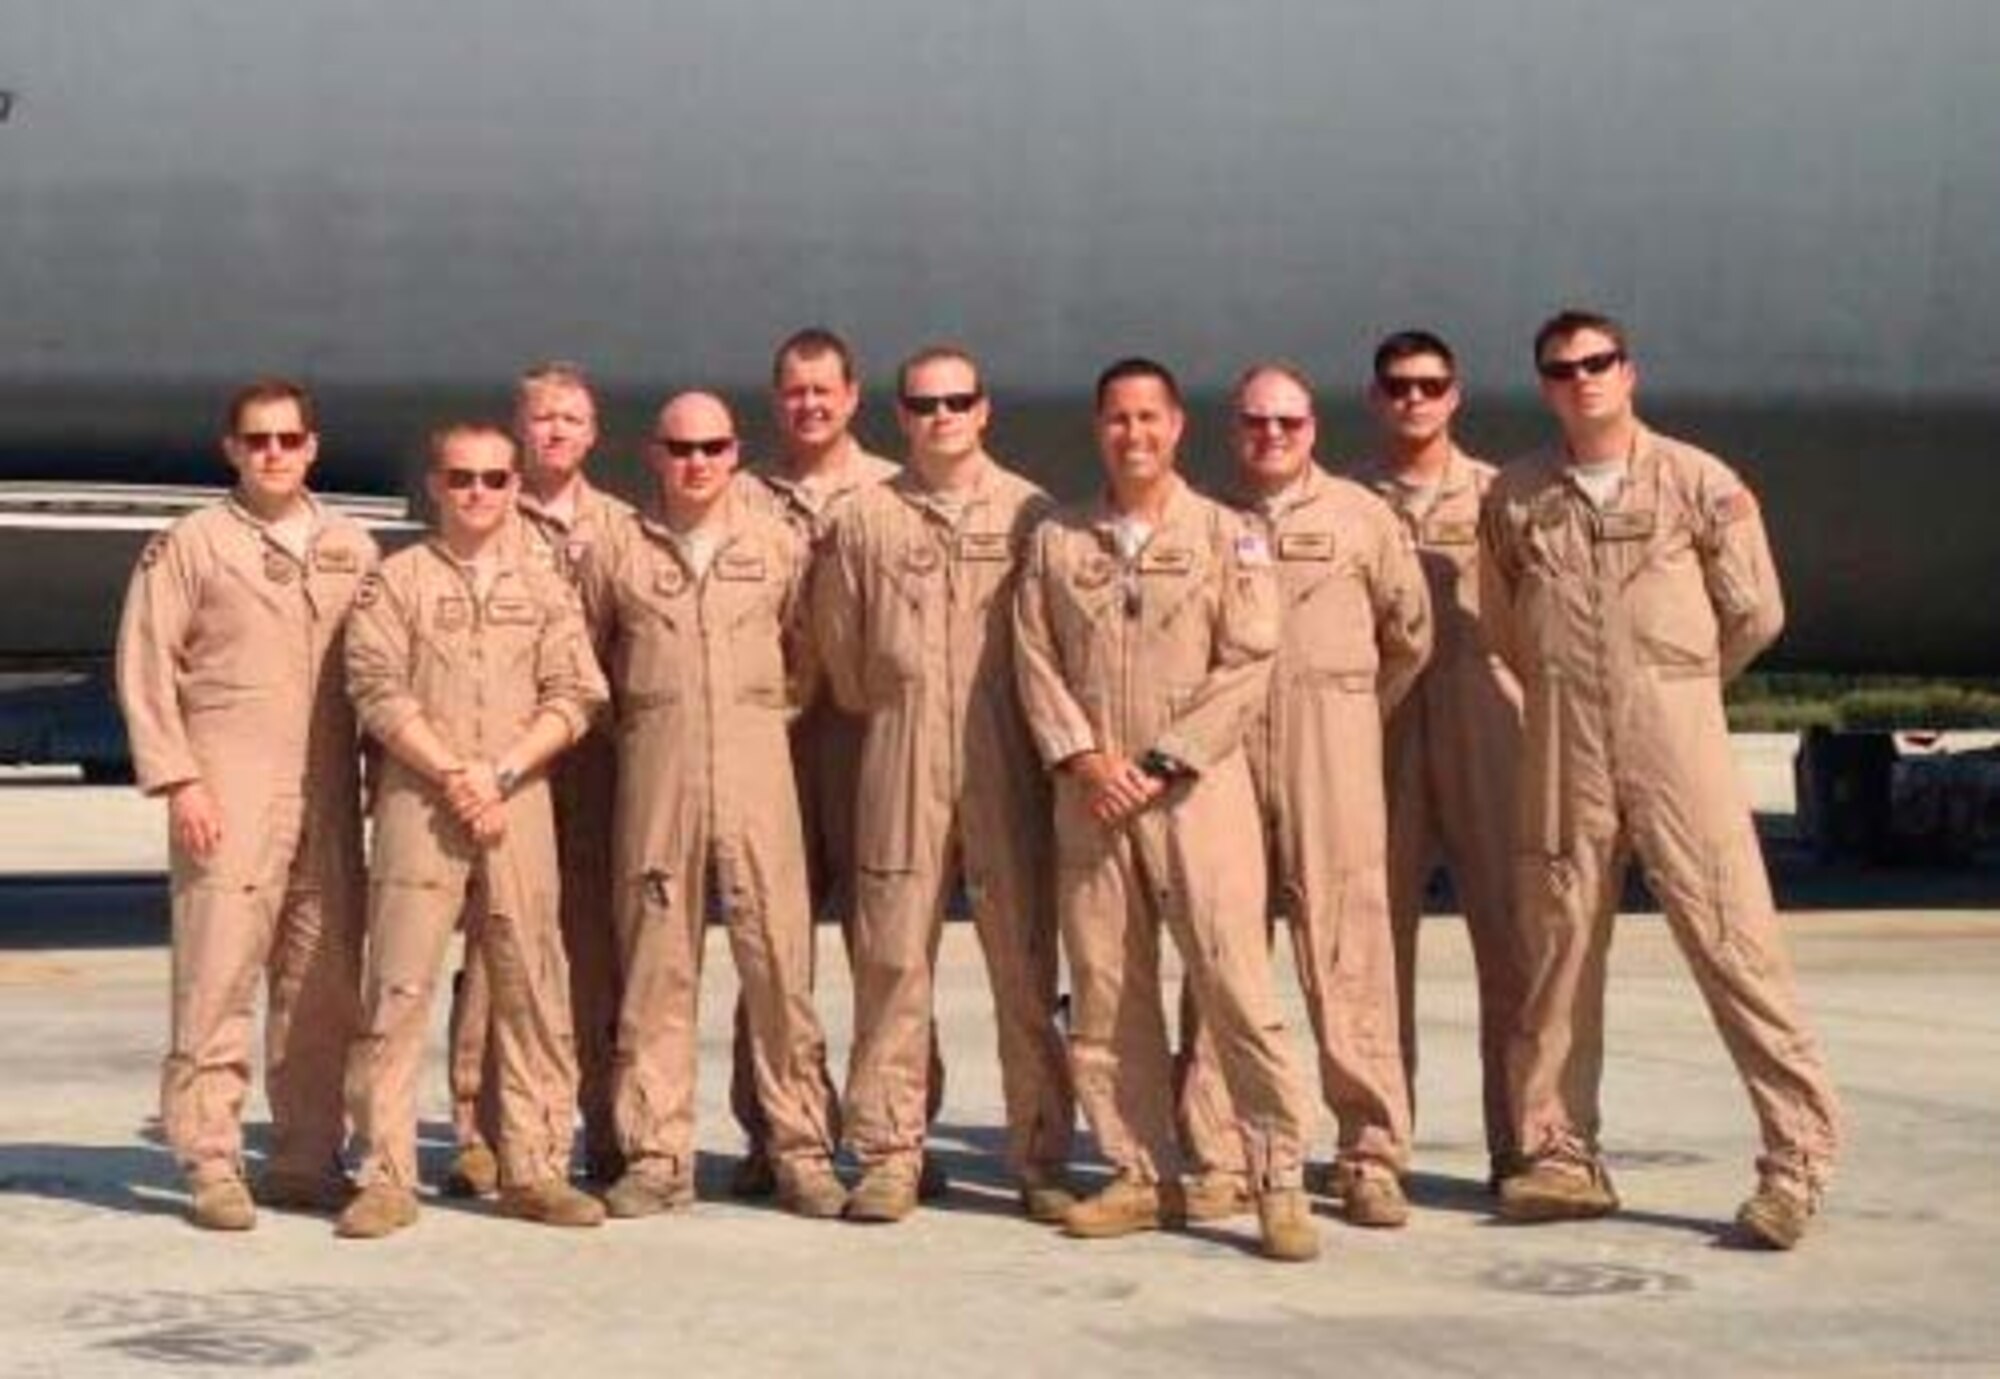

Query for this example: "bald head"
[646,390,741,524]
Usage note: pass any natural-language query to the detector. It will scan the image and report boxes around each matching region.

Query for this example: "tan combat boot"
[844,1162,919,1224]
[500,1178,608,1228]
[1062,1172,1183,1239]
[253,1167,355,1214]
[1257,1187,1321,1262]
[1734,1183,1817,1250]
[1496,1157,1619,1223]
[335,1184,419,1239]
[188,1178,257,1232]
[1341,1168,1410,1229]
[774,1159,849,1220]
[603,1164,695,1219]
[1018,1165,1079,1224]
[1182,1170,1253,1222]
[443,1142,500,1199]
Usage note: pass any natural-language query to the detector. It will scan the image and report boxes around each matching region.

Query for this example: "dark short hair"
[1372,330,1457,379]
[1094,356,1183,411]
[428,421,519,470]
[225,377,317,435]
[772,327,859,387]
[896,343,982,399]
[1533,308,1629,364]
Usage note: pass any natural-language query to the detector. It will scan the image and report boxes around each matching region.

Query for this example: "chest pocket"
[1623,518,1719,672]
[1135,544,1209,629]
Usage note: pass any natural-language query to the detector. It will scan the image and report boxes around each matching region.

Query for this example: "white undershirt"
[1569,459,1628,509]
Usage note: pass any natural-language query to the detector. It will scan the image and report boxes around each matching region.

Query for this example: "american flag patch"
[1233,531,1272,567]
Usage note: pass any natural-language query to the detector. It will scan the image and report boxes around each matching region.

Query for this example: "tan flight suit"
[1361,451,1527,1171]
[580,485,839,1185]
[1480,426,1841,1201]
[731,451,928,1156]
[1014,477,1313,1190]
[448,481,634,1173]
[1179,465,1431,1182]
[344,539,606,1191]
[813,461,1075,1180]
[115,498,376,1189]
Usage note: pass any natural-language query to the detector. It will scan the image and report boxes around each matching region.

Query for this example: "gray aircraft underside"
[2,2,1997,676]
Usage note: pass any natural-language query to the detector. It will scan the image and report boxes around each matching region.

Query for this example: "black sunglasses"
[441,468,515,491]
[1376,375,1454,401]
[900,391,983,417]
[237,430,310,452]
[1237,412,1311,434]
[655,436,736,459]
[1536,349,1625,382]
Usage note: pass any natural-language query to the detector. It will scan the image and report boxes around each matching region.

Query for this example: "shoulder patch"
[355,572,384,609]
[140,533,170,569]
[1712,489,1757,525]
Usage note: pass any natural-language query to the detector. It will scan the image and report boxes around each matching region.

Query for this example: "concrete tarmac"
[2,744,1998,1378]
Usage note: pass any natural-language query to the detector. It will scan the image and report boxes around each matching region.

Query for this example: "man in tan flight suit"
[814,345,1076,1223]
[728,328,946,1202]
[1482,309,1841,1249]
[116,378,375,1230]
[1014,357,1319,1262]
[585,392,847,1220]
[445,362,634,1195]
[339,422,608,1238]
[1355,331,1528,1192]
[1177,362,1432,1230]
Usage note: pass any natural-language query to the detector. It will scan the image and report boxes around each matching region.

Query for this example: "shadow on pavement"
[0,873,168,948]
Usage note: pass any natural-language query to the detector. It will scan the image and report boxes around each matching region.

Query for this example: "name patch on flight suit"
[313,546,360,574]
[486,596,537,624]
[263,551,298,584]
[1595,509,1657,543]
[1421,519,1477,547]
[957,531,1012,562]
[435,596,471,631]
[1276,532,1336,562]
[1137,546,1195,575]
[715,551,767,582]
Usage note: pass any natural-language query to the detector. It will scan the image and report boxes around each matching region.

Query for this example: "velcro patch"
[313,546,360,574]
[1139,546,1195,574]
[263,551,298,584]
[1421,520,1477,547]
[716,552,768,582]
[435,596,470,631]
[486,596,536,625]
[1713,489,1757,525]
[1276,531,1334,562]
[139,534,169,569]
[957,531,1012,562]
[1233,532,1272,567]
[1595,509,1657,543]
[1072,554,1116,590]
[355,573,383,609]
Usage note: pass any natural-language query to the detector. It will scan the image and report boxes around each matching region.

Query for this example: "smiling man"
[1013,357,1319,1262]
[1481,308,1842,1248]
[116,379,378,1230]
[1177,360,1431,1230]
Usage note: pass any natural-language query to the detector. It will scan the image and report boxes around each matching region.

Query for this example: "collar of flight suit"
[223,489,328,543]
[1360,446,1476,511]
[1226,460,1337,524]
[518,473,611,536]
[633,481,759,580]
[1086,471,1203,549]
[1551,423,1666,515]
[419,530,531,592]
[885,453,1001,527]
[752,439,892,516]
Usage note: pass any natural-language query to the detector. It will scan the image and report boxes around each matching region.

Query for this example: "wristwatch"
[1137,749,1193,782]
[495,763,521,798]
